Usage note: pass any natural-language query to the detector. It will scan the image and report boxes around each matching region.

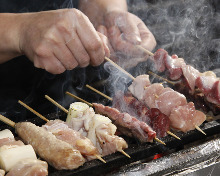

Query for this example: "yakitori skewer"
[85,85,179,141]
[44,95,131,158]
[66,91,167,145]
[146,72,207,136]
[18,100,106,163]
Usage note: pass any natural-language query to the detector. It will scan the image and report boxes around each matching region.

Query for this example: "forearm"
[0,13,24,63]
[79,0,127,28]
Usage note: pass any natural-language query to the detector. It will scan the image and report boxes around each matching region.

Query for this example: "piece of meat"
[93,103,156,143]
[147,108,170,138]
[195,76,218,94]
[113,92,170,138]
[67,107,95,137]
[143,83,164,108]
[96,123,128,156]
[153,49,168,72]
[0,138,24,148]
[0,169,5,176]
[15,122,85,170]
[182,65,200,94]
[169,102,206,132]
[155,90,187,116]
[206,80,220,105]
[128,75,151,101]
[6,159,48,176]
[42,120,99,160]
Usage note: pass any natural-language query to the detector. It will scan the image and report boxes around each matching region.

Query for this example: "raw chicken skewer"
[66,91,166,145]
[85,85,178,141]
[147,71,209,136]
[44,95,130,158]
[0,114,84,170]
[129,75,207,135]
[18,100,106,163]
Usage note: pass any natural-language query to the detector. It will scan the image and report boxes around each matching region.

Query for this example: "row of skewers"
[147,48,219,115]
[0,51,214,175]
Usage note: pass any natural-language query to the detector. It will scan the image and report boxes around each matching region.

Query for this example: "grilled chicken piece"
[93,103,156,143]
[128,74,151,100]
[16,122,85,170]
[42,120,99,160]
[6,159,48,176]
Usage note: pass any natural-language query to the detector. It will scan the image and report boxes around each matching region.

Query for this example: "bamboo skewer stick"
[86,85,113,101]
[148,71,176,85]
[45,95,69,114]
[66,92,93,107]
[45,95,130,159]
[105,57,135,80]
[154,137,166,145]
[166,131,181,140]
[0,114,15,128]
[19,100,106,163]
[135,45,154,56]
[18,100,49,122]
[195,125,206,135]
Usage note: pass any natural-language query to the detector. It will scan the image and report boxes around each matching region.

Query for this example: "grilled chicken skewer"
[86,84,176,144]
[44,95,130,158]
[0,127,48,176]
[18,100,106,163]
[0,114,85,170]
[66,91,166,145]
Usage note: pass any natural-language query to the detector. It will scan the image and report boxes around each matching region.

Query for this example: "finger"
[118,14,141,45]
[108,26,147,58]
[138,22,156,51]
[108,26,135,54]
[97,25,118,62]
[97,32,110,58]
[40,55,66,74]
[53,42,79,70]
[65,34,90,67]
[75,12,105,66]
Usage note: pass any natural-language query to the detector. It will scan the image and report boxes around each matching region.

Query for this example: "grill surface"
[1,111,220,176]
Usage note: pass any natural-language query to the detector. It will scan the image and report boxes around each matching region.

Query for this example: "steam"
[105,0,220,97]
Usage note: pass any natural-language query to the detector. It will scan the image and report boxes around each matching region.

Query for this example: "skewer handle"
[104,57,135,80]
[18,100,49,122]
[66,92,93,107]
[135,45,154,56]
[45,95,69,114]
[0,114,15,128]
[86,85,113,101]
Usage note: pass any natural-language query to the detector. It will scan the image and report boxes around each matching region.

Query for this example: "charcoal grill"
[1,110,220,176]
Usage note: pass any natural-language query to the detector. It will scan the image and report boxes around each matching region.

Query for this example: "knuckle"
[34,45,50,58]
[56,22,72,35]
[79,57,90,67]
[87,40,102,51]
